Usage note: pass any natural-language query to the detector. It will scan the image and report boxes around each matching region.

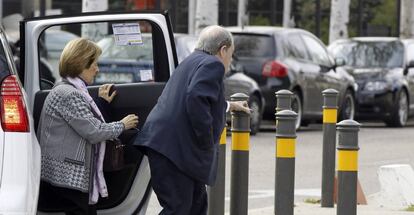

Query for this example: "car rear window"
[233,34,275,58]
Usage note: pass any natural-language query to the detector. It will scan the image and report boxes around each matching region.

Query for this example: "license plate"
[94,72,134,84]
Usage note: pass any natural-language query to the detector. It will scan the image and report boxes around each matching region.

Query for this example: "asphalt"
[244,202,414,215]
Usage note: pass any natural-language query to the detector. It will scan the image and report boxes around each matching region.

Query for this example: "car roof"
[332,37,400,44]
[226,26,308,36]
[401,38,414,45]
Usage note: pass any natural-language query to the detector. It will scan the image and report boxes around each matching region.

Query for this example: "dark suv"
[227,26,356,129]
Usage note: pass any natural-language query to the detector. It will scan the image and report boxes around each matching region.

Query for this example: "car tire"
[385,89,409,127]
[249,95,262,135]
[339,90,355,121]
[291,91,302,130]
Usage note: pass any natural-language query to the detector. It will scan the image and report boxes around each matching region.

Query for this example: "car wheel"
[291,91,302,130]
[385,89,408,127]
[249,95,262,135]
[339,91,355,121]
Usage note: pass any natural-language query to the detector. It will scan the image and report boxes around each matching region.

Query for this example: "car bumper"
[0,132,41,215]
[355,90,395,119]
[260,78,290,118]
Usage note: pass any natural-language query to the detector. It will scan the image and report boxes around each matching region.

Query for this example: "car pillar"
[230,93,250,215]
[275,110,297,215]
[336,120,361,215]
[321,89,339,207]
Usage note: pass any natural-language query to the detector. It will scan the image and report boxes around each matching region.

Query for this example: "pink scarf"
[66,77,108,204]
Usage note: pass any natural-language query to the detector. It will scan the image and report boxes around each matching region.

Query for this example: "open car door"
[20,11,177,214]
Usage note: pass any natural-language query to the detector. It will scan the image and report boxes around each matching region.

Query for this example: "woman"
[37,38,138,214]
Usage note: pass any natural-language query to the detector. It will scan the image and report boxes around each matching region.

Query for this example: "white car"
[2,11,177,214]
[0,25,41,214]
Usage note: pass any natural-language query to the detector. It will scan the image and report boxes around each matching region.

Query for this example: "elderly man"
[134,25,250,214]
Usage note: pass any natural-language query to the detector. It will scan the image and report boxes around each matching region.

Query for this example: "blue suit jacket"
[134,50,226,185]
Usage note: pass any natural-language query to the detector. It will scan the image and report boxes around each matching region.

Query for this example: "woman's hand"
[121,114,139,130]
[99,84,117,103]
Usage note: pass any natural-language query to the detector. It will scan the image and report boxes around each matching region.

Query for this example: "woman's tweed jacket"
[37,82,124,193]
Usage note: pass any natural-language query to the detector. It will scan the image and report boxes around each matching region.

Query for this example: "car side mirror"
[404,60,414,75]
[335,57,346,67]
[408,60,414,68]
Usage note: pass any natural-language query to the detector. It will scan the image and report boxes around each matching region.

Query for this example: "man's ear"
[219,45,227,57]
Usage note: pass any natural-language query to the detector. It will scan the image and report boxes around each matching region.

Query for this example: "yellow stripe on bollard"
[337,150,358,171]
[276,138,296,158]
[323,109,338,124]
[220,128,226,145]
[231,132,249,151]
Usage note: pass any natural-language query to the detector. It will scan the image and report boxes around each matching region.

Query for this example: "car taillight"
[0,75,29,132]
[262,60,288,77]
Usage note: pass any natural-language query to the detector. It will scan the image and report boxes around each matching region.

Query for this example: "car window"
[233,34,275,58]
[301,34,331,66]
[0,42,11,76]
[407,44,414,63]
[330,40,404,68]
[39,20,156,89]
[175,36,197,63]
[285,33,308,60]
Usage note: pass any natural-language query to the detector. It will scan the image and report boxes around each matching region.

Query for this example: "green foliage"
[250,15,271,26]
[304,198,321,204]
[294,0,396,43]
[370,0,397,35]
[405,205,414,211]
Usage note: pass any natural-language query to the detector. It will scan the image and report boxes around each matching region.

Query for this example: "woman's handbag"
[103,138,125,172]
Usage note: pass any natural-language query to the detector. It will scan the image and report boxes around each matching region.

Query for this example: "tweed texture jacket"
[37,82,124,193]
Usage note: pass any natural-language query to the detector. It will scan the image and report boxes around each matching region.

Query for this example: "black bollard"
[321,89,339,207]
[275,110,297,215]
[336,120,361,215]
[230,93,250,215]
[207,127,226,215]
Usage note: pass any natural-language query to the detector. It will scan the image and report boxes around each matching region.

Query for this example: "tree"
[400,0,414,38]
[283,0,292,27]
[194,0,218,35]
[328,0,350,44]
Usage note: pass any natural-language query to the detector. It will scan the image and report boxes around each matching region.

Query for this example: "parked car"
[41,29,80,79]
[94,33,154,84]
[16,12,177,214]
[226,26,356,129]
[174,33,265,134]
[328,37,414,127]
[4,28,79,89]
[0,25,40,215]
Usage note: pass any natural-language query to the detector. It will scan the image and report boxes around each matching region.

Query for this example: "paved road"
[146,120,414,214]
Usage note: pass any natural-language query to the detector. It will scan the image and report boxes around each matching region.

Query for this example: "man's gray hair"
[195,25,233,55]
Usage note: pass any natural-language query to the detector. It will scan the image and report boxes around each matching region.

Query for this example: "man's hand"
[229,101,251,114]
[99,84,117,103]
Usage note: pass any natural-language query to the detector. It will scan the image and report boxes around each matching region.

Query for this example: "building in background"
[1,0,401,44]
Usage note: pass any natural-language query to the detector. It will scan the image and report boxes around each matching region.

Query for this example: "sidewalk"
[245,203,414,215]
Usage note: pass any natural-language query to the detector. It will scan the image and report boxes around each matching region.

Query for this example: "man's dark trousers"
[147,148,208,215]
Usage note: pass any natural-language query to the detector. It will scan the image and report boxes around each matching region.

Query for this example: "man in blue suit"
[134,25,250,214]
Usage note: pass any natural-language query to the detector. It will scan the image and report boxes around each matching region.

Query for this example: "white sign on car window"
[112,23,143,46]
[140,70,153,82]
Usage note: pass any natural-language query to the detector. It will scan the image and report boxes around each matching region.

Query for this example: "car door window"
[301,34,331,66]
[39,21,157,89]
[285,33,309,60]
